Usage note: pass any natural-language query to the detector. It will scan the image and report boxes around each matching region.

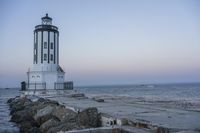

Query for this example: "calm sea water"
[0,88,19,133]
[76,83,200,103]
[0,83,200,132]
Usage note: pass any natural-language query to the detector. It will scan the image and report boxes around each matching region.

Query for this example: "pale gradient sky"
[0,0,200,87]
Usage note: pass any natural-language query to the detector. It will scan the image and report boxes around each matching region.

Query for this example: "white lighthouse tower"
[27,14,65,90]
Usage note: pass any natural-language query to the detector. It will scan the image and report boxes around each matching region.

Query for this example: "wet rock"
[10,109,39,133]
[39,106,79,133]
[92,98,105,102]
[8,96,101,133]
[25,98,59,116]
[38,98,46,103]
[19,121,39,133]
[52,106,77,122]
[8,97,32,115]
[19,121,33,133]
[34,105,56,125]
[27,127,41,133]
[40,118,59,133]
[11,110,35,124]
[7,97,16,103]
[78,107,99,128]
[47,122,83,133]
[8,96,40,133]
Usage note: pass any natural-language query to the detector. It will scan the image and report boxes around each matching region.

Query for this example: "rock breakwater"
[7,96,100,133]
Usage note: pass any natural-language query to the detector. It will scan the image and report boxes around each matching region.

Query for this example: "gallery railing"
[54,82,73,90]
[21,82,73,90]
[27,82,46,90]
[54,83,64,90]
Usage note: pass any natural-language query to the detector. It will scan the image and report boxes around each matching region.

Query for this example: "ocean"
[0,83,200,132]
[76,83,200,105]
[0,88,19,133]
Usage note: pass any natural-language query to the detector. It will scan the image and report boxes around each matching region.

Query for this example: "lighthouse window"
[44,42,47,49]
[44,54,47,61]
[50,54,53,61]
[34,55,37,61]
[51,42,53,49]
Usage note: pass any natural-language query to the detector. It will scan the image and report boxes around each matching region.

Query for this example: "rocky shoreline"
[7,96,101,133]
[7,92,200,133]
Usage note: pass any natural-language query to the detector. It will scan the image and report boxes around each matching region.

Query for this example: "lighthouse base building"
[27,65,65,90]
[25,14,73,90]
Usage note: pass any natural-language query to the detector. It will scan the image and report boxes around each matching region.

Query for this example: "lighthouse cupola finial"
[41,13,52,25]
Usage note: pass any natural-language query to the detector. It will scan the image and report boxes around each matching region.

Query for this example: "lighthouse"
[27,14,66,90]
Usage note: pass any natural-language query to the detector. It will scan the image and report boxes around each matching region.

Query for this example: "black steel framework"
[27,82,46,90]
[41,31,43,63]
[54,32,56,64]
[36,32,38,64]
[48,31,50,63]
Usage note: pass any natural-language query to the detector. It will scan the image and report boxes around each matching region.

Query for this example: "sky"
[0,0,200,87]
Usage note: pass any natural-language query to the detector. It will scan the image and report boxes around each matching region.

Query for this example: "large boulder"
[34,105,56,125]
[39,106,78,133]
[18,121,41,133]
[78,107,99,128]
[52,106,77,122]
[19,121,33,133]
[40,118,59,133]
[27,127,41,133]
[8,96,32,115]
[11,109,35,124]
[8,96,41,133]
[8,97,101,133]
[47,122,83,133]
[26,98,59,114]
[7,97,16,103]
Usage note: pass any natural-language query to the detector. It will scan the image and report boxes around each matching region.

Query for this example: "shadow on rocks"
[8,96,101,133]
